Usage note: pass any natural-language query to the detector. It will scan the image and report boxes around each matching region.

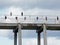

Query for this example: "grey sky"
[22,30,60,38]
[0,0,60,10]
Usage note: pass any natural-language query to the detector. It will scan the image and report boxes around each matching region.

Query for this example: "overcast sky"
[0,0,60,45]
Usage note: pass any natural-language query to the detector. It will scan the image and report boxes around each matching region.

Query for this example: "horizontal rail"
[0,15,60,24]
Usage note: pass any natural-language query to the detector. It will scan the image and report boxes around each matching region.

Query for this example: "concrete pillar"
[14,32,17,45]
[18,24,22,45]
[37,32,40,45]
[36,30,41,45]
[13,28,18,45]
[43,24,47,45]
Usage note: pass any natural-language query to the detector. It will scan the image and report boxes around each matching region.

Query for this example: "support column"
[36,30,41,45]
[13,28,18,45]
[43,24,47,45]
[18,24,22,45]
[37,32,40,45]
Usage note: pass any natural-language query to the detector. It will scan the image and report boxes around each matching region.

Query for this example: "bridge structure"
[0,12,60,45]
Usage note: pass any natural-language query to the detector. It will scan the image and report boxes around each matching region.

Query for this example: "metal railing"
[0,15,60,24]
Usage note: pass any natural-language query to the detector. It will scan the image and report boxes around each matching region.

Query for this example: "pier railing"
[0,15,60,24]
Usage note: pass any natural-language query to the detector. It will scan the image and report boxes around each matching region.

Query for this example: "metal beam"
[43,24,47,45]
